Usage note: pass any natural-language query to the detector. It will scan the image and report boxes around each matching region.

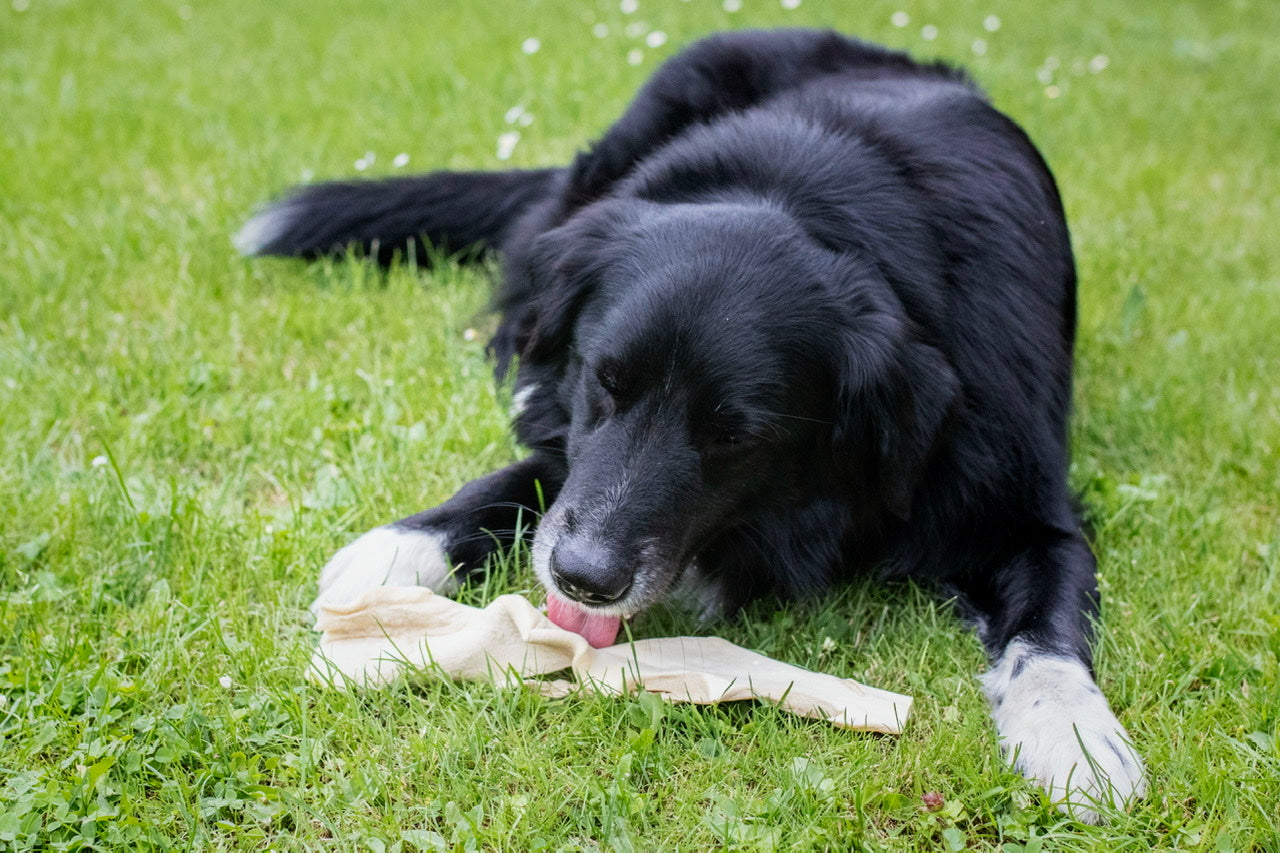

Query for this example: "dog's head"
[517,200,957,636]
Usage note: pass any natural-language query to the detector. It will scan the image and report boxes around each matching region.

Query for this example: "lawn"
[2,0,1278,849]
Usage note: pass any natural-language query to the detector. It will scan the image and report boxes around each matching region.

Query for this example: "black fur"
[247,29,1100,696]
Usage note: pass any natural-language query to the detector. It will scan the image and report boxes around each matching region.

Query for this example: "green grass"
[2,0,1278,848]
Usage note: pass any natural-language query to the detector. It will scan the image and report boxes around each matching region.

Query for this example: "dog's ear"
[829,286,960,520]
[516,203,637,365]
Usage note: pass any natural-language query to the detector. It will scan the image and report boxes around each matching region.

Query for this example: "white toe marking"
[311,526,456,613]
[981,639,1146,824]
[233,203,295,256]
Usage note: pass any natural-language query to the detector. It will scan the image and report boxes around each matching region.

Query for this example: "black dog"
[238,29,1144,821]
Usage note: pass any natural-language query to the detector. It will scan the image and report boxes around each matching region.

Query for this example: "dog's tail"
[234,168,563,265]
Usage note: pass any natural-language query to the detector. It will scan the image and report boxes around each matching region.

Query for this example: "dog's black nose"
[549,538,631,605]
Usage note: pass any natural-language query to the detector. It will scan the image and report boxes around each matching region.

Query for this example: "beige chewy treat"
[312,586,912,734]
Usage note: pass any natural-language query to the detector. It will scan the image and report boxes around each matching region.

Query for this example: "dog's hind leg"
[564,29,958,208]
[951,528,1146,823]
[311,452,565,612]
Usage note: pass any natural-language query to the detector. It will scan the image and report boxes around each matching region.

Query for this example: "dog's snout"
[549,537,631,605]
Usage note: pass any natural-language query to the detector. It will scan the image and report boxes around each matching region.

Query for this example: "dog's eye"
[595,365,625,397]
[585,364,624,424]
[706,421,753,452]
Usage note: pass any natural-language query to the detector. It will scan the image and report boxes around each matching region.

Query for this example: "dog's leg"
[953,530,1146,823]
[312,453,564,611]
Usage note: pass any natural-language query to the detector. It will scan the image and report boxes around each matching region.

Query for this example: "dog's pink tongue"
[546,591,621,648]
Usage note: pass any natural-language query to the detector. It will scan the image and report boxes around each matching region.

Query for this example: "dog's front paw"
[311,525,458,613]
[982,641,1146,824]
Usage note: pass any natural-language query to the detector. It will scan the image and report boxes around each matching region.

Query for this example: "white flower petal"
[496,131,520,160]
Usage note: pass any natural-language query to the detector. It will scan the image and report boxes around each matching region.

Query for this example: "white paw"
[982,640,1146,824]
[311,526,457,613]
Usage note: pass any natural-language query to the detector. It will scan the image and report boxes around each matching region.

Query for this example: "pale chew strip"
[312,587,912,734]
